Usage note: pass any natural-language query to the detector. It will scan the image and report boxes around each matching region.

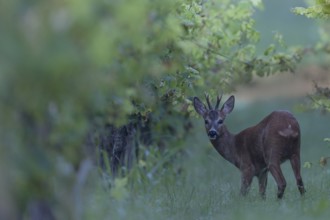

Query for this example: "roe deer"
[193,94,306,199]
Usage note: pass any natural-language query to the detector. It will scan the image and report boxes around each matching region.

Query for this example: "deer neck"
[210,125,238,166]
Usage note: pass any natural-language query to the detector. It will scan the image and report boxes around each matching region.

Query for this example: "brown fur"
[193,95,306,199]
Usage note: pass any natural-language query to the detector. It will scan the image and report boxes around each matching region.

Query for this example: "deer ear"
[221,95,235,115]
[193,97,207,116]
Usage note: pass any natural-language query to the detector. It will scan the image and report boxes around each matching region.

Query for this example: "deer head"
[193,94,235,140]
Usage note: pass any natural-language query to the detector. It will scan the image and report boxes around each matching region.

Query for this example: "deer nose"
[208,130,218,139]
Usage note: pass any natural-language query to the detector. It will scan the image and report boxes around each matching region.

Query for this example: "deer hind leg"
[268,163,286,199]
[290,154,306,195]
[258,169,268,199]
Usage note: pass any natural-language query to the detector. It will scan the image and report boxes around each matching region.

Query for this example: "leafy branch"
[292,0,330,19]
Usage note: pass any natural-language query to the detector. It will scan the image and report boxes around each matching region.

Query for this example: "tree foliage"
[293,0,330,113]
[293,0,330,19]
[293,0,330,168]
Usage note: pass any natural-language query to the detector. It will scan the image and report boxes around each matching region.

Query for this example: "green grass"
[85,98,330,220]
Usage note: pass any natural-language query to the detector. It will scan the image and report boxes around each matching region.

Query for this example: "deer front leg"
[240,167,254,196]
[258,169,268,199]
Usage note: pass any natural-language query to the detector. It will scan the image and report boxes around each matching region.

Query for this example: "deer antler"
[215,93,223,110]
[204,92,213,109]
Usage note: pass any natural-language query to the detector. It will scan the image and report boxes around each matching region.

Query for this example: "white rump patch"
[278,124,298,138]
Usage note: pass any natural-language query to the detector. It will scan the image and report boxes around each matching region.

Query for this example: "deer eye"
[204,120,209,125]
[217,119,223,124]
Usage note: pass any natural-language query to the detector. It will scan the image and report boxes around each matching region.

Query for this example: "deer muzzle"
[208,129,218,140]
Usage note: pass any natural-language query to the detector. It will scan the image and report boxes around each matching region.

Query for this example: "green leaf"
[264,44,276,56]
[303,161,313,168]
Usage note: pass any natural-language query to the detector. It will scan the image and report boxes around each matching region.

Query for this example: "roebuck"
[193,94,306,199]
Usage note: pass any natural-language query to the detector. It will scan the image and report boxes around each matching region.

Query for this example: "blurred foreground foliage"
[0,0,317,218]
